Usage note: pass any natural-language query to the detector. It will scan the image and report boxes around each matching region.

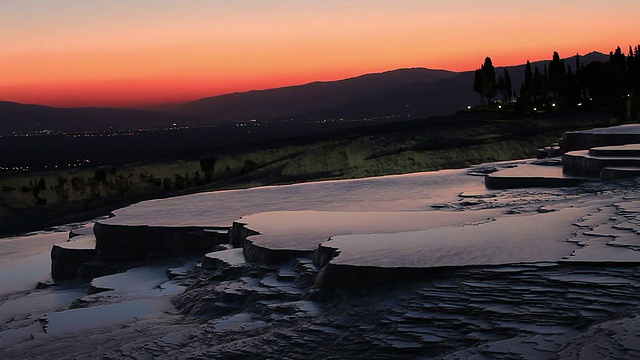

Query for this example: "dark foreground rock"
[8,122,638,358]
[2,173,640,359]
[562,124,640,151]
[93,223,229,262]
[146,262,640,359]
[488,125,640,188]
[49,223,230,279]
[50,242,97,280]
[563,145,640,178]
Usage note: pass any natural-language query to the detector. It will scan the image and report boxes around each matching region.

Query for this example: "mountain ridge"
[181,67,459,121]
[0,51,610,132]
[174,51,609,122]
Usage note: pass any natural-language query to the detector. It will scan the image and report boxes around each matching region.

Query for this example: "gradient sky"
[1,0,639,108]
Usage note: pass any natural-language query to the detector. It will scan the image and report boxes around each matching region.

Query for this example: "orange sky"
[1,1,639,108]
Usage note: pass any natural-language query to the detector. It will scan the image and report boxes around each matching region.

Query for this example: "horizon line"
[1,50,610,110]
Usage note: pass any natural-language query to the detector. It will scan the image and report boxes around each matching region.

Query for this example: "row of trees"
[473,57,514,106]
[473,45,640,119]
[519,51,581,107]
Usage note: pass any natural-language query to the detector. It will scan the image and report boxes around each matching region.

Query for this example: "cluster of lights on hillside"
[0,124,218,138]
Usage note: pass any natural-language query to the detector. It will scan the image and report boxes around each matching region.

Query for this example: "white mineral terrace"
[1,125,639,358]
[95,156,640,272]
[323,208,584,268]
[237,183,640,270]
[55,235,95,250]
[592,143,640,153]
[483,163,570,178]
[100,167,488,227]
[567,124,640,134]
[2,155,640,358]
[240,209,504,251]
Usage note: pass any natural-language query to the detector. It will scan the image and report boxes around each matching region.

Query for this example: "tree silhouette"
[473,44,640,118]
[629,45,640,118]
[582,61,611,102]
[496,74,505,103]
[473,57,497,106]
[496,68,513,103]
[609,47,628,101]
[482,57,497,103]
[576,54,588,100]
[542,65,549,100]
[564,65,581,105]
[520,61,533,101]
[548,51,566,98]
[532,67,544,100]
[473,68,485,105]
[504,68,512,102]
[525,61,533,88]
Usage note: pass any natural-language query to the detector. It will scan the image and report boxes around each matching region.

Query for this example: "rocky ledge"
[47,124,640,289]
[50,223,229,280]
[488,124,640,188]
[4,124,638,358]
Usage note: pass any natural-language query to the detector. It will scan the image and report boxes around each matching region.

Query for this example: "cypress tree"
[504,68,512,102]
[472,57,497,106]
[565,65,580,105]
[523,61,533,97]
[610,46,627,98]
[548,51,566,99]
[532,67,544,100]
[497,74,506,102]
[481,57,497,103]
[473,68,485,105]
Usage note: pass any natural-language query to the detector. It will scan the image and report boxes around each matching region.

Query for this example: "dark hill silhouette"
[0,52,610,134]
[298,71,477,121]
[321,52,610,121]
[176,52,609,123]
[178,68,459,121]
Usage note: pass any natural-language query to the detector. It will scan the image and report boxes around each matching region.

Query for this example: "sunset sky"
[1,0,639,108]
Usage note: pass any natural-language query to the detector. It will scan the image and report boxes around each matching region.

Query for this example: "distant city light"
[467,105,471,109]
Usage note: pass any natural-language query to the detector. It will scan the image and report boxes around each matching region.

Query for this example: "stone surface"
[562,124,640,151]
[560,126,640,178]
[93,223,229,262]
[315,208,586,289]
[203,248,246,269]
[98,168,488,227]
[485,162,587,189]
[589,143,640,157]
[240,209,503,263]
[4,155,640,358]
[50,235,97,280]
[600,167,640,180]
[493,126,640,185]
[563,149,640,177]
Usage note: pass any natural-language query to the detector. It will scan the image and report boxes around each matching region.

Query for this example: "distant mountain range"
[175,51,608,122]
[179,68,458,121]
[0,52,609,134]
